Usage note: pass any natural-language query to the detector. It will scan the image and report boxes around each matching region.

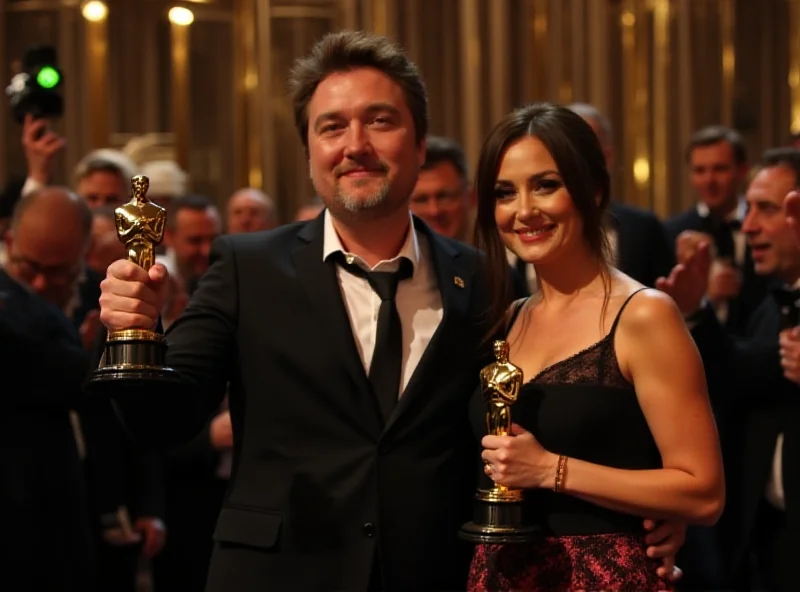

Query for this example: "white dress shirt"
[764,278,800,511]
[322,210,443,398]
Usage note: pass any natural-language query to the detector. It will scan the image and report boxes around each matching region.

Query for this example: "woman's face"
[493,135,585,266]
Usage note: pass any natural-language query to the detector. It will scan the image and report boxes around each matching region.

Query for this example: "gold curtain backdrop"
[0,0,796,222]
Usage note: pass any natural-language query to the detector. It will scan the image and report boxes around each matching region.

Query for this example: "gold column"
[143,4,159,134]
[83,1,110,150]
[371,0,396,39]
[460,0,481,166]
[404,0,421,63]
[652,0,670,218]
[677,0,694,210]
[62,1,82,175]
[488,0,509,125]
[570,0,586,101]
[440,0,460,136]
[621,0,649,207]
[760,0,775,148]
[549,0,568,102]
[531,0,549,101]
[790,0,800,134]
[720,0,735,127]
[341,0,359,29]
[586,0,608,113]
[256,0,275,197]
[0,0,7,173]
[235,0,258,189]
[169,7,192,171]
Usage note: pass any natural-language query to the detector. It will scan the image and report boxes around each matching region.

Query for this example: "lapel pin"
[454,276,465,288]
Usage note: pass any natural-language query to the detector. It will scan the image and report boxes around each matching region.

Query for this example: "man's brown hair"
[288,30,428,151]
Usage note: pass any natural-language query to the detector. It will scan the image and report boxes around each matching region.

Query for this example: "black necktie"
[772,287,800,329]
[335,254,413,423]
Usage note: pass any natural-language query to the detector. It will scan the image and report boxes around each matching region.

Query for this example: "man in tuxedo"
[566,103,674,288]
[659,147,800,591]
[96,31,685,591]
[409,135,475,243]
[1,186,95,589]
[666,125,769,335]
[408,136,527,297]
[156,194,221,296]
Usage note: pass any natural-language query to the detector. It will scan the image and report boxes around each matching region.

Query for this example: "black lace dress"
[467,290,673,591]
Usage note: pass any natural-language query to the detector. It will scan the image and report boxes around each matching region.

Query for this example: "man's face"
[86,215,126,275]
[76,170,127,209]
[166,207,221,280]
[226,192,275,234]
[306,67,424,221]
[689,141,746,214]
[410,161,473,240]
[5,217,85,310]
[742,165,800,282]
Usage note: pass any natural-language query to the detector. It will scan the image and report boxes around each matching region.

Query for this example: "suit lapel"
[292,215,382,435]
[384,220,474,433]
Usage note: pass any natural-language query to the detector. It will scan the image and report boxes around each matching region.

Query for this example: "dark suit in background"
[691,296,800,592]
[0,268,95,590]
[608,202,675,287]
[152,423,228,592]
[666,207,769,335]
[83,325,166,592]
[109,214,492,591]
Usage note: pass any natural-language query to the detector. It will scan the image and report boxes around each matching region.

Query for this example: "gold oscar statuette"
[87,175,178,391]
[459,340,538,543]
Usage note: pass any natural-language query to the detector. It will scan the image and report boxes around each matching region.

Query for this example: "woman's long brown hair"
[473,103,613,342]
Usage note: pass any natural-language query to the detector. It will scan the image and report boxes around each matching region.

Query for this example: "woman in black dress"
[467,103,725,591]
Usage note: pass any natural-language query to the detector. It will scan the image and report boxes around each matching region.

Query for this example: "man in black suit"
[659,147,800,591]
[96,32,685,591]
[565,103,674,287]
[666,125,769,335]
[1,186,95,589]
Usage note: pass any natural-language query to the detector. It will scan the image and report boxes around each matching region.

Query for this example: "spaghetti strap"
[608,287,649,337]
[505,297,528,334]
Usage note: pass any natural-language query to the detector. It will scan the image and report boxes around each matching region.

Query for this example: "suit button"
[379,444,390,454]
[362,522,375,537]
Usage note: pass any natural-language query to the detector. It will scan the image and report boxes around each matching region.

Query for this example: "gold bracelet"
[554,455,568,493]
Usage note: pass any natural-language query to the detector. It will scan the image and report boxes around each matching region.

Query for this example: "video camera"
[5,45,64,123]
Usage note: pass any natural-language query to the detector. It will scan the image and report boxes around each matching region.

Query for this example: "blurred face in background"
[742,165,800,283]
[76,170,127,209]
[86,214,126,274]
[5,202,87,311]
[689,141,747,215]
[166,206,221,280]
[226,189,276,234]
[410,161,473,240]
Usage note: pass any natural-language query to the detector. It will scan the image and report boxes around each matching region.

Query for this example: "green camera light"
[36,66,61,89]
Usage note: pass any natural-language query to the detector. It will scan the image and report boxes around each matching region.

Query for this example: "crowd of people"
[3,28,800,592]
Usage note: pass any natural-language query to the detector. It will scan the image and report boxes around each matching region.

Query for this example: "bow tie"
[725,219,742,231]
[772,287,800,308]
[773,287,800,329]
[702,215,741,232]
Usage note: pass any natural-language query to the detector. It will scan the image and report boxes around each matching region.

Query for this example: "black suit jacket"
[608,202,674,287]
[110,214,492,591]
[0,268,95,590]
[691,297,800,585]
[666,207,769,335]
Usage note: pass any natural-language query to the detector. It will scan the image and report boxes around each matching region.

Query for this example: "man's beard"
[333,178,391,213]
